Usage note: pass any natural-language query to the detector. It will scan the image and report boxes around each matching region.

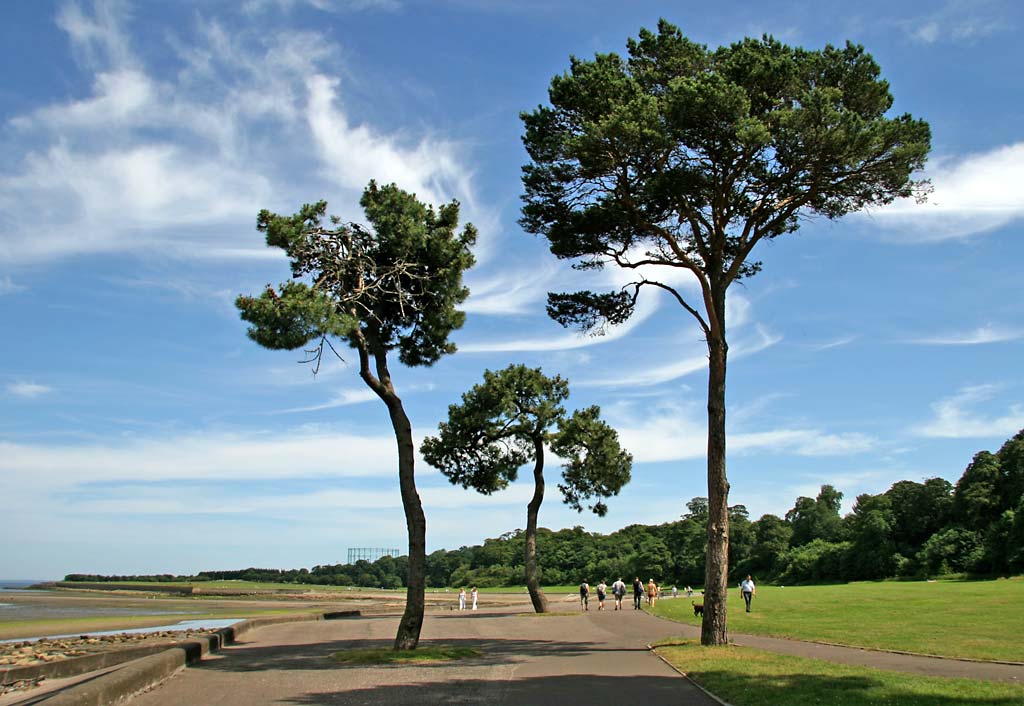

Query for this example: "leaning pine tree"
[236,181,476,650]
[421,364,631,613]
[520,21,930,644]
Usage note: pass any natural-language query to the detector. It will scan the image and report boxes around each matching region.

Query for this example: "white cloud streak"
[909,324,1024,346]
[608,401,875,464]
[868,142,1024,241]
[7,382,54,398]
[0,429,399,484]
[56,481,533,517]
[0,276,26,294]
[808,335,858,352]
[462,261,559,316]
[912,384,1024,438]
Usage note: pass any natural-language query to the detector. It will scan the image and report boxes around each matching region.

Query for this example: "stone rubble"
[0,629,220,668]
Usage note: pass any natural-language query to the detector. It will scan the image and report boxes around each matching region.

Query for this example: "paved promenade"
[128,606,719,706]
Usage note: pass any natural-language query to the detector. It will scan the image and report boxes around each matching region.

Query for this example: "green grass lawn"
[651,578,1024,662]
[655,640,1024,706]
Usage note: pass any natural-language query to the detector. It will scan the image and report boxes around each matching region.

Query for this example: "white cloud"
[808,335,857,352]
[462,261,559,316]
[54,481,533,517]
[0,1,487,265]
[276,380,436,413]
[243,0,400,14]
[911,21,941,43]
[913,384,1024,438]
[868,142,1024,240]
[458,247,705,353]
[578,321,781,389]
[7,382,53,398]
[909,324,1024,345]
[0,428,399,485]
[902,0,1010,44]
[278,388,380,412]
[731,429,875,457]
[608,401,874,464]
[56,0,134,69]
[0,276,26,294]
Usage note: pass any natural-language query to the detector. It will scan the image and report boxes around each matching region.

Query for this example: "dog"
[692,601,704,617]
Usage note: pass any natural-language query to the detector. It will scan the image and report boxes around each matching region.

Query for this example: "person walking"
[471,586,479,610]
[611,577,626,610]
[632,577,643,610]
[647,578,658,607]
[596,580,607,610]
[579,580,590,611]
[741,575,756,612]
[458,587,466,610]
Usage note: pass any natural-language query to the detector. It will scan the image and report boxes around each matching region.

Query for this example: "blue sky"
[1,0,1022,580]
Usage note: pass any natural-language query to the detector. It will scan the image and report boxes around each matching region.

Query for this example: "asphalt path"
[127,604,720,706]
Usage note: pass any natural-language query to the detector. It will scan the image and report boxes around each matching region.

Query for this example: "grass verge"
[654,640,1024,706]
[329,645,483,665]
[650,579,1024,662]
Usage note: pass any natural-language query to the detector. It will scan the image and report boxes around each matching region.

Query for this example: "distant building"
[347,547,401,564]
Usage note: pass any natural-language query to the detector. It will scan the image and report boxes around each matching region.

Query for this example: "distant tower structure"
[347,547,401,564]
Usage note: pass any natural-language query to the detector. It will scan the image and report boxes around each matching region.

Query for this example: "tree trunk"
[701,294,730,646]
[524,438,549,613]
[357,336,426,651]
[387,393,426,650]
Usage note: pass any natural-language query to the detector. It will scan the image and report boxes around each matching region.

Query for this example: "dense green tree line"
[67,430,1023,588]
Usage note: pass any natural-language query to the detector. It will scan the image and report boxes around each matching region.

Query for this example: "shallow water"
[0,602,196,622]
[1,618,244,644]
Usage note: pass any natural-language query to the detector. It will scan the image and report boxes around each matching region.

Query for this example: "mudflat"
[0,588,532,642]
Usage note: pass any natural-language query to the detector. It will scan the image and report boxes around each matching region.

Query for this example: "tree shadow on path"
[196,636,650,673]
[278,673,713,706]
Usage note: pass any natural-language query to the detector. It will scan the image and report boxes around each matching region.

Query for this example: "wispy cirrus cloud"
[462,261,559,316]
[580,324,780,388]
[902,0,1011,44]
[912,384,1024,438]
[868,142,1024,241]
[909,324,1024,346]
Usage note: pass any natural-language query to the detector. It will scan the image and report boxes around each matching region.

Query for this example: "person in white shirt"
[471,586,479,610]
[611,578,626,610]
[458,587,466,610]
[741,575,756,612]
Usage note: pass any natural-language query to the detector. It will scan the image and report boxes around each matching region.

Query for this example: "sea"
[0,579,49,592]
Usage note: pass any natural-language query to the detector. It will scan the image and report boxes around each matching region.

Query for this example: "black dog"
[692,601,704,617]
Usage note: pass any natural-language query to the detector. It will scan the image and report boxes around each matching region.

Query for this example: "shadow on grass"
[689,670,1024,706]
[279,674,703,705]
